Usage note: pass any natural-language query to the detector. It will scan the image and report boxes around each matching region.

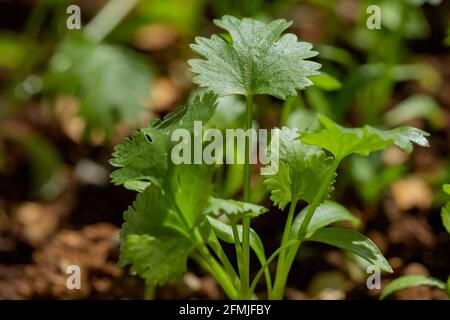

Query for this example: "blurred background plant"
[0,0,448,300]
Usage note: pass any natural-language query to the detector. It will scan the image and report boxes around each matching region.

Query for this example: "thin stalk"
[209,232,239,285]
[84,0,139,43]
[231,222,244,289]
[240,94,254,298]
[270,199,297,299]
[271,157,342,299]
[143,284,155,300]
[193,230,239,299]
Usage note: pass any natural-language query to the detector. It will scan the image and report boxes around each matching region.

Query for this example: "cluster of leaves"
[111,16,430,299]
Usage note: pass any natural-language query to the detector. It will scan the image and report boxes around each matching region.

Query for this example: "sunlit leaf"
[189,15,320,99]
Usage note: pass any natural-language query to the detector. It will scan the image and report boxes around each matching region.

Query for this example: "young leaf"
[299,114,429,159]
[189,15,321,99]
[47,37,152,133]
[290,200,360,239]
[263,127,333,209]
[204,197,268,220]
[110,92,218,191]
[306,227,393,273]
[380,275,446,300]
[119,185,194,286]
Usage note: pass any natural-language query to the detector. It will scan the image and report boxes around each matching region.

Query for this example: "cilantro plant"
[110,16,430,300]
[380,184,450,299]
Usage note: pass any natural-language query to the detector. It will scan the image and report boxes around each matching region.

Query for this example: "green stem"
[174,199,238,299]
[271,157,342,299]
[209,233,240,286]
[240,94,254,299]
[84,0,139,43]
[143,284,155,300]
[270,199,297,299]
[231,222,244,288]
[193,230,239,299]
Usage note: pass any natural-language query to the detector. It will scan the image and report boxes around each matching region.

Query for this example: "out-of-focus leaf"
[380,1,430,39]
[306,227,393,273]
[0,33,30,69]
[286,109,319,132]
[138,0,204,34]
[380,275,446,300]
[385,94,444,129]
[290,200,360,239]
[189,15,320,99]
[47,37,152,133]
[350,156,405,203]
[207,95,245,130]
[309,73,342,91]
[305,87,333,117]
[16,134,62,198]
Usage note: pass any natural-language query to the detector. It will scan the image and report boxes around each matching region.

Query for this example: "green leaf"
[119,185,194,286]
[380,275,446,300]
[120,234,192,286]
[154,91,218,132]
[110,127,169,190]
[204,197,268,220]
[309,73,342,91]
[290,200,360,239]
[189,15,321,99]
[206,216,267,268]
[384,94,444,129]
[168,164,214,228]
[47,37,152,133]
[263,127,333,209]
[366,126,430,154]
[110,92,218,191]
[306,227,393,273]
[299,114,429,159]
